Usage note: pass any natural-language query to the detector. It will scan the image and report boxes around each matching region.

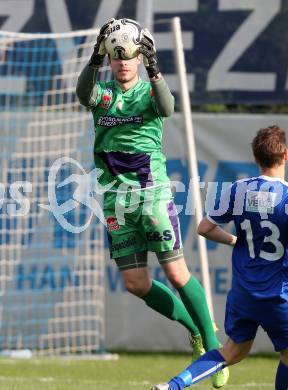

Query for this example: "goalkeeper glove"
[89,18,115,67]
[138,29,160,79]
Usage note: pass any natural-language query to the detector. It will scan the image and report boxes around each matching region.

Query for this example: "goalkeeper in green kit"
[76,18,229,388]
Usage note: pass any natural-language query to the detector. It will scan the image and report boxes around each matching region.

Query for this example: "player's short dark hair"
[252,125,286,168]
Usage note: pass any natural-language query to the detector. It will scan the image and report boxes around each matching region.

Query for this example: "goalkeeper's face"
[109,55,141,84]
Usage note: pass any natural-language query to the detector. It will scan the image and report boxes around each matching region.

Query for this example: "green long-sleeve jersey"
[76,66,174,195]
[92,78,164,153]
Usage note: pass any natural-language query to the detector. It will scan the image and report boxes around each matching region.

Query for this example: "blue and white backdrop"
[1,0,287,105]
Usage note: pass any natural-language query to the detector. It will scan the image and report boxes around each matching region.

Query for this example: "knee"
[124,279,151,297]
[167,273,189,288]
[164,263,191,288]
[161,256,191,288]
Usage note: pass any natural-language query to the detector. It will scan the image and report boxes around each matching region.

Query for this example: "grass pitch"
[0,353,277,389]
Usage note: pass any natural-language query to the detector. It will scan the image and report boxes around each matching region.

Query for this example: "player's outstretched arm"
[197,217,237,246]
[76,19,114,107]
[139,30,174,117]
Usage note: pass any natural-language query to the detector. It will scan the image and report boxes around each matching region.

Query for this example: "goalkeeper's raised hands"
[138,29,160,79]
[89,18,115,67]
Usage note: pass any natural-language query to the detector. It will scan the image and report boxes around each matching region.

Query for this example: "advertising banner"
[1,0,287,104]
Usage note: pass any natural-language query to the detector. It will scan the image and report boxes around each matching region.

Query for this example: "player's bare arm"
[197,217,237,246]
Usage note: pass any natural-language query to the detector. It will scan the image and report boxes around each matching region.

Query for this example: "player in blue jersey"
[152,125,288,390]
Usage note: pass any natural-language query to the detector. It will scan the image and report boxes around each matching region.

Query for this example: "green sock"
[142,279,200,336]
[177,275,220,351]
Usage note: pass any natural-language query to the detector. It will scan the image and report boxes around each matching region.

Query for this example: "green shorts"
[104,187,183,259]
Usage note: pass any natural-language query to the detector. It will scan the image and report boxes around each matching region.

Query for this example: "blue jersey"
[208,175,288,300]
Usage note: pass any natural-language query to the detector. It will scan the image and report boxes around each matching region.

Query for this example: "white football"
[104,18,143,60]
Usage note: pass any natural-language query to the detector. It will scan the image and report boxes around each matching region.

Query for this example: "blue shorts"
[225,291,288,352]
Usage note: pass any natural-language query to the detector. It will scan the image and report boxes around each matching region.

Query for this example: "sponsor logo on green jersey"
[97,115,143,127]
